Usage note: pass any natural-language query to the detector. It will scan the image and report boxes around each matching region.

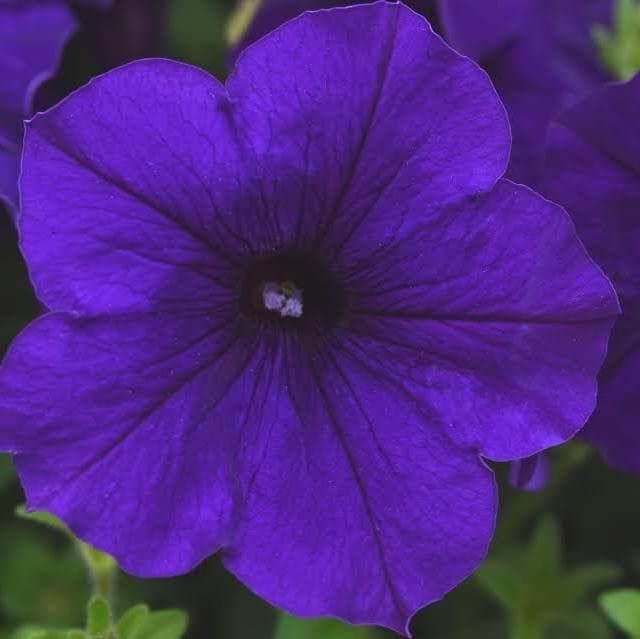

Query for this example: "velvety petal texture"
[0,0,76,210]
[543,74,640,473]
[0,3,618,634]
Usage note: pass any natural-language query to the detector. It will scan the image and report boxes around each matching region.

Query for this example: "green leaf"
[116,605,149,639]
[475,554,521,609]
[475,516,621,639]
[593,0,640,80]
[86,596,110,637]
[525,517,561,579]
[545,608,612,639]
[135,610,188,639]
[65,632,86,639]
[273,614,371,639]
[600,589,640,638]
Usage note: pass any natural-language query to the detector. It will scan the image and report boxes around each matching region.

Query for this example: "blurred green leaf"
[0,527,86,626]
[16,505,117,598]
[116,605,149,639]
[86,596,110,637]
[593,0,640,80]
[134,610,187,639]
[0,454,15,492]
[225,0,261,46]
[476,516,620,639]
[167,0,229,74]
[273,614,370,639]
[600,589,640,638]
[545,608,611,639]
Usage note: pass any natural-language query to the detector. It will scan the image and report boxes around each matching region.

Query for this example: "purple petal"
[582,345,640,473]
[228,1,510,251]
[0,311,255,575]
[0,1,75,210]
[20,60,247,315]
[340,180,618,461]
[543,75,640,472]
[509,453,550,492]
[223,333,496,635]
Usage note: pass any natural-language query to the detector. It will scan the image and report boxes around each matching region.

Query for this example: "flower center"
[262,280,304,318]
[240,252,347,331]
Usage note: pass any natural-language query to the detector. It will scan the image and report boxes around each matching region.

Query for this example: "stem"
[510,616,543,639]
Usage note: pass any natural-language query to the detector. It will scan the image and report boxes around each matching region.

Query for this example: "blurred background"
[1,1,640,638]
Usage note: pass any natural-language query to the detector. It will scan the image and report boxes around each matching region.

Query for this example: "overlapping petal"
[0,0,76,209]
[543,75,640,472]
[477,0,611,184]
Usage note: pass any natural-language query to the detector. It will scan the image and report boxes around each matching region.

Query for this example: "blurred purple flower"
[543,74,640,474]
[0,3,618,633]
[0,0,76,211]
[462,0,613,185]
[509,453,550,492]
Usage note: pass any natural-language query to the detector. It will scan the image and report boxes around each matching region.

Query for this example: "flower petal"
[223,334,496,635]
[342,180,618,460]
[479,0,610,183]
[0,1,76,147]
[20,59,247,315]
[582,344,640,473]
[226,1,510,251]
[0,311,265,575]
[543,75,640,472]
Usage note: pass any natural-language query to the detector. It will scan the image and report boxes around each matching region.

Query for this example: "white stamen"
[262,281,304,318]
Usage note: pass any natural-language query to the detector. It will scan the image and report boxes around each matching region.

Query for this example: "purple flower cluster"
[0,0,638,635]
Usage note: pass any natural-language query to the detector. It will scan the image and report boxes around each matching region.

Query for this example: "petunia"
[0,0,76,211]
[543,74,640,474]
[0,3,618,633]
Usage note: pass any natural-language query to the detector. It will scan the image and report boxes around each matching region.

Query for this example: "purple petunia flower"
[543,74,640,474]
[0,0,76,210]
[0,3,619,633]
